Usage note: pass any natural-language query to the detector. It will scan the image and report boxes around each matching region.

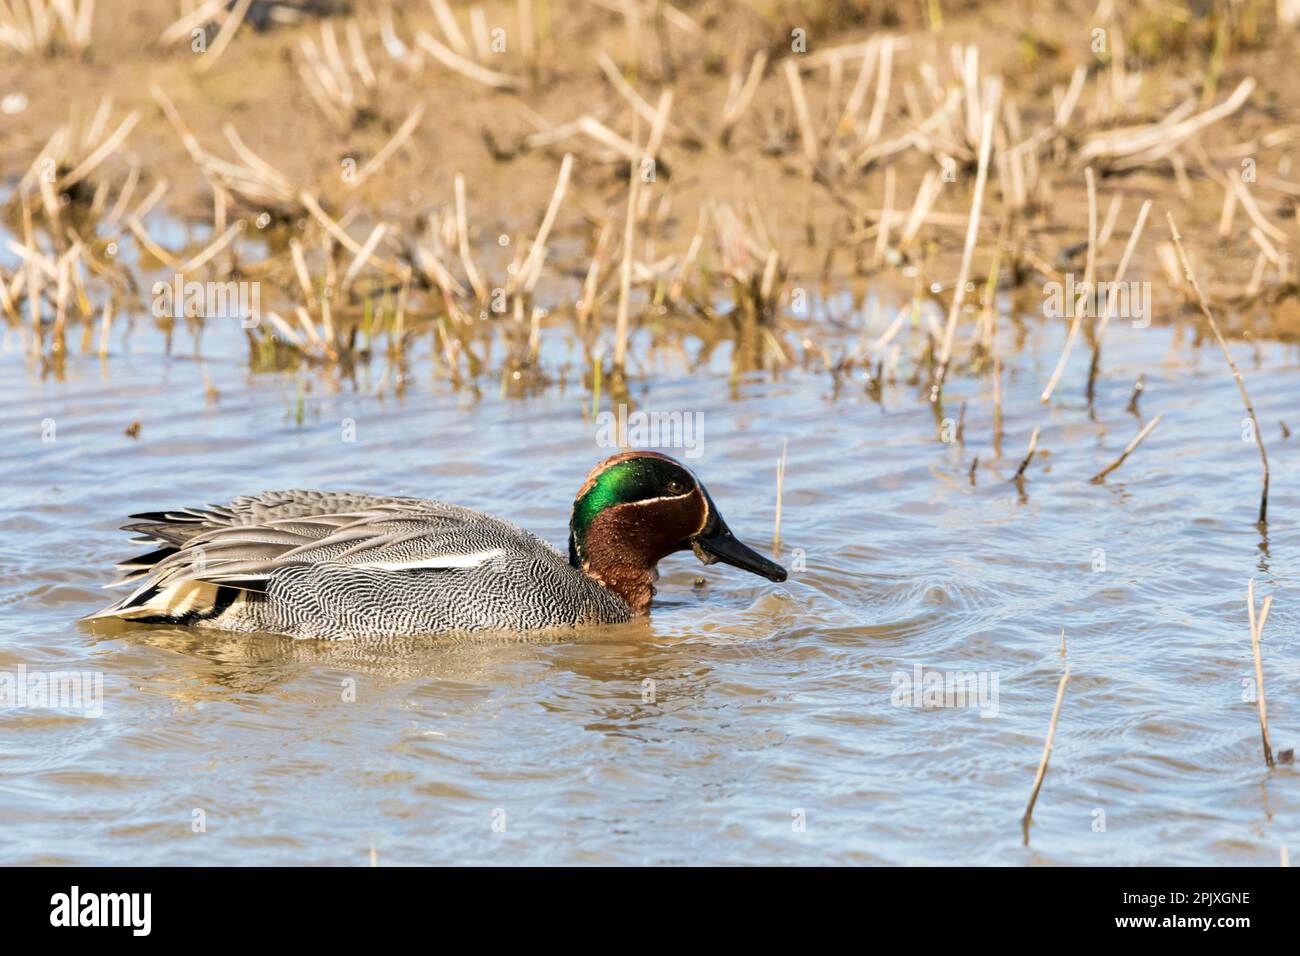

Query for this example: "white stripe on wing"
[360,549,506,571]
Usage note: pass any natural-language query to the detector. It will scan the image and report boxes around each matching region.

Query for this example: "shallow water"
[2,300,1298,865]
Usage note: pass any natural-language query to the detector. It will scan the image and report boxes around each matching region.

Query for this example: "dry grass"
[2,0,1298,434]
[0,0,94,56]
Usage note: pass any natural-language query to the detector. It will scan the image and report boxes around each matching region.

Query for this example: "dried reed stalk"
[720,50,767,144]
[1040,166,1097,404]
[180,222,241,273]
[931,80,998,401]
[1167,214,1270,524]
[160,1,223,45]
[197,0,251,74]
[454,174,488,302]
[340,224,388,291]
[597,51,673,133]
[97,293,113,357]
[873,166,896,266]
[416,31,518,90]
[1022,666,1071,843]
[773,438,788,557]
[1095,199,1152,346]
[515,153,573,296]
[613,153,642,371]
[864,36,893,143]
[353,105,425,187]
[55,111,140,192]
[1246,580,1276,768]
[783,60,820,167]
[1091,415,1161,482]
[1079,79,1254,170]
[430,0,471,58]
[289,238,317,307]
[1,0,95,54]
[298,191,401,275]
[1013,426,1040,480]
[992,351,1003,455]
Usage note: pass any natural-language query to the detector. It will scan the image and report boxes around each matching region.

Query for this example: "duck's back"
[90,491,631,639]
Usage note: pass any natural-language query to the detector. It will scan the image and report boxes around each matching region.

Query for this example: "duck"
[87,451,787,640]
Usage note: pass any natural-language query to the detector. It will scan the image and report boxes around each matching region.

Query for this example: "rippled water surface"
[2,304,1298,865]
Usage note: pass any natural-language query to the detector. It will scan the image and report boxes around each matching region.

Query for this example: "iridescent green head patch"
[568,455,696,565]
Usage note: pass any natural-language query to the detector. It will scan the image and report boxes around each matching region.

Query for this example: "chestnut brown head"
[568,451,786,613]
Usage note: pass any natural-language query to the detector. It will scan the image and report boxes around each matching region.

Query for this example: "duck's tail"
[86,579,238,624]
[85,511,246,624]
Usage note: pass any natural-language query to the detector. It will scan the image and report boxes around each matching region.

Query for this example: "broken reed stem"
[431,0,472,58]
[645,90,674,161]
[1090,414,1161,482]
[340,223,388,292]
[346,20,376,88]
[773,438,788,557]
[838,39,879,132]
[353,105,425,187]
[21,194,41,351]
[873,165,895,266]
[289,239,317,307]
[1040,166,1097,404]
[160,1,224,45]
[416,31,519,89]
[589,346,603,418]
[577,221,614,331]
[783,60,820,167]
[992,352,1003,455]
[720,50,767,143]
[96,294,113,357]
[1013,425,1040,480]
[454,174,488,302]
[518,0,537,69]
[197,0,252,74]
[180,222,241,274]
[1246,579,1275,768]
[931,81,998,402]
[518,152,573,295]
[1167,214,1270,524]
[1086,199,1153,403]
[1094,199,1153,346]
[1022,665,1071,842]
[613,153,641,372]
[864,36,893,142]
[596,52,660,127]
[56,111,141,193]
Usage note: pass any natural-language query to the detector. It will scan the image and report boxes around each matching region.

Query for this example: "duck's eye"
[665,479,687,495]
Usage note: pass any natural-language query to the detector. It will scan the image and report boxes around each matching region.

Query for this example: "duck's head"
[568,451,787,614]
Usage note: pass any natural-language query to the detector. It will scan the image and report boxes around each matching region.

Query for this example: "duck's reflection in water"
[90,616,725,736]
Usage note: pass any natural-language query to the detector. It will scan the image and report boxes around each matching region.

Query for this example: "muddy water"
[2,293,1298,865]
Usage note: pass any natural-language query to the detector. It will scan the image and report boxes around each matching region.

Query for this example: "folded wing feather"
[91,491,542,622]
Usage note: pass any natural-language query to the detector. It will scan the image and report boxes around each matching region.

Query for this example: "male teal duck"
[88,451,787,640]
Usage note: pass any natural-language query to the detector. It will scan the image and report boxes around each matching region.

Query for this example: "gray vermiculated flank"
[103,490,632,640]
